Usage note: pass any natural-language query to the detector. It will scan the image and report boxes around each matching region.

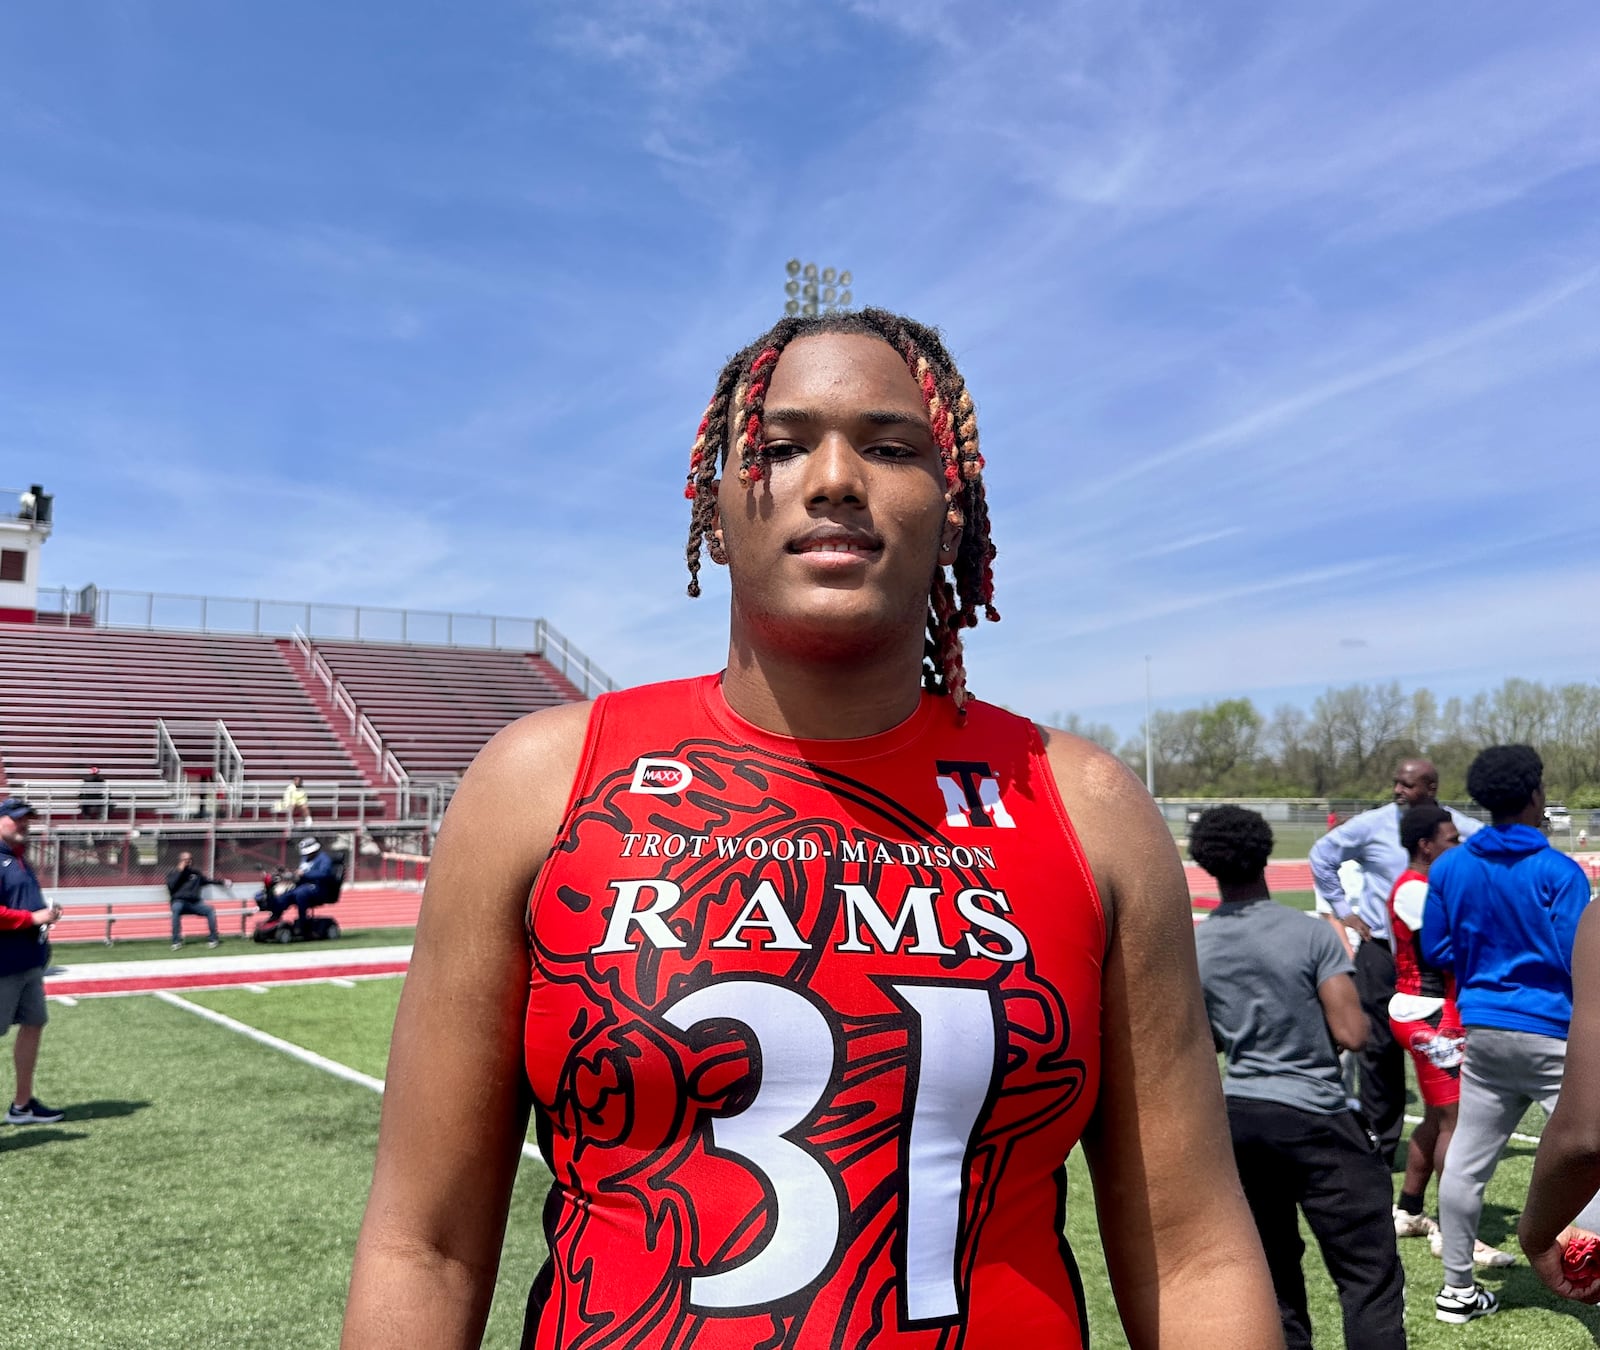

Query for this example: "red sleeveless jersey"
[522,675,1106,1350]
[1387,868,1451,1001]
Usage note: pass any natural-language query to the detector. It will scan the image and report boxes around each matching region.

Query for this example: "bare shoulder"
[431,699,596,892]
[1035,725,1150,815]
[1034,724,1187,944]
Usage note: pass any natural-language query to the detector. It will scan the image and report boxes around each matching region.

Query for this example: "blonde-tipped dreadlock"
[684,308,998,710]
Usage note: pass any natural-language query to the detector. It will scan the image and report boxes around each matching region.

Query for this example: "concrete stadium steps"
[274,637,388,790]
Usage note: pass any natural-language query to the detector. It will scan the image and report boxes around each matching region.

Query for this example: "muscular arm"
[342,702,592,1349]
[1519,902,1600,1302]
[1044,730,1282,1349]
[1316,973,1367,1052]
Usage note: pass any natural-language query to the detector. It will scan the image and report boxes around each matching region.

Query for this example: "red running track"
[50,885,424,946]
[47,959,410,998]
[1187,860,1313,911]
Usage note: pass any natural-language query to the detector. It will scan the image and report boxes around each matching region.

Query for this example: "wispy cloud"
[9,0,1599,741]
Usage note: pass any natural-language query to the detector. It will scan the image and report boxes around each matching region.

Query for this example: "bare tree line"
[1060,679,1600,804]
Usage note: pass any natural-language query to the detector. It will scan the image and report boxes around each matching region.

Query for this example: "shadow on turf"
[0,1098,149,1152]
[61,1097,150,1123]
[0,1127,88,1151]
[1491,1265,1600,1333]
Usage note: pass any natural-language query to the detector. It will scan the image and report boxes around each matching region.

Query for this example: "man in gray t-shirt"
[1192,806,1405,1350]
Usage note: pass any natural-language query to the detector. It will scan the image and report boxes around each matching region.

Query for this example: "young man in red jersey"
[342,311,1280,1350]
[1387,804,1514,1273]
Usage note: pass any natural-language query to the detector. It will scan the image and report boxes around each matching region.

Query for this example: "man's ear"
[708,491,728,565]
[938,508,963,567]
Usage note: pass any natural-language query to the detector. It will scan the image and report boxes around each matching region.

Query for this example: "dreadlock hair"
[1466,744,1543,820]
[1399,803,1452,858]
[1187,805,1274,885]
[683,308,998,710]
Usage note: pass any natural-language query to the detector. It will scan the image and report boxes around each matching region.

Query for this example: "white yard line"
[156,990,386,1093]
[154,990,542,1161]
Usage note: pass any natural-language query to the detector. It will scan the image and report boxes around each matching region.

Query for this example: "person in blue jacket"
[1421,744,1600,1325]
[264,836,339,930]
[0,797,66,1125]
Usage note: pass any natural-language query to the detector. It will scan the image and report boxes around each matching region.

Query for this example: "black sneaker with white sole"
[1435,1282,1498,1324]
[5,1097,66,1125]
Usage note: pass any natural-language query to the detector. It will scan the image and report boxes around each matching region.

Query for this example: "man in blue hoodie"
[1421,744,1597,1325]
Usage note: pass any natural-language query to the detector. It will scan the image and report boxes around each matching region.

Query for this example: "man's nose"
[804,434,865,503]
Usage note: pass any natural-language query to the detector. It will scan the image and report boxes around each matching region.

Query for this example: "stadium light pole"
[784,259,854,317]
[1144,656,1155,796]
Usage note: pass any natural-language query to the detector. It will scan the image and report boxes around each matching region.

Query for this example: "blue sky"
[9,1,1600,738]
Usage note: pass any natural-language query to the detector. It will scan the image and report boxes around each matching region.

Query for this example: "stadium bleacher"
[0,622,590,802]
[0,625,363,791]
[309,638,582,779]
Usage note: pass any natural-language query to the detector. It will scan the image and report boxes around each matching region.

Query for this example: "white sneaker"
[1428,1230,1518,1266]
[1435,1281,1498,1324]
[1394,1207,1438,1239]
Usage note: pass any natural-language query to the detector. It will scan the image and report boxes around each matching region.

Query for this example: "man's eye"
[763,442,803,460]
[869,443,918,459]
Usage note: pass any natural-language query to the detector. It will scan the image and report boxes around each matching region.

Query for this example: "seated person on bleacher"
[165,850,224,950]
[263,837,338,928]
[276,776,313,827]
[78,767,108,822]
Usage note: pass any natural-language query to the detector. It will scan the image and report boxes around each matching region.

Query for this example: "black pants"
[1228,1098,1407,1350]
[1353,938,1404,1168]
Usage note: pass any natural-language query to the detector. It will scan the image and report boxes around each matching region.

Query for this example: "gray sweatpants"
[1439,1027,1600,1287]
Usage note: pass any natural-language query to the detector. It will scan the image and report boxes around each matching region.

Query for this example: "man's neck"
[720,623,928,740]
[1217,879,1271,904]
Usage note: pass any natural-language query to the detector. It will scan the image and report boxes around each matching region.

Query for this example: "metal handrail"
[292,627,409,790]
[213,720,245,813]
[154,719,183,786]
[32,584,616,691]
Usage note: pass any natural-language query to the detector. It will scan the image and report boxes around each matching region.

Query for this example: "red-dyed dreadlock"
[684,308,999,710]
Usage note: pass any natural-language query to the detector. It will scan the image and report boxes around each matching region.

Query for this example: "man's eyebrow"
[763,406,931,429]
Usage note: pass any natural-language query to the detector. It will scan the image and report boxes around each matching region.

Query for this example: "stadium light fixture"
[784,259,854,317]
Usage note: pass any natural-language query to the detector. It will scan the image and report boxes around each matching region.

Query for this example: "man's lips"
[788,529,882,556]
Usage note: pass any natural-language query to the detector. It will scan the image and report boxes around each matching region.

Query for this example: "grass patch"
[1169,820,1331,859]
[8,978,1598,1348]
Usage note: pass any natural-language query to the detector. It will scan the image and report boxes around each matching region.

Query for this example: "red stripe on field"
[46,960,410,997]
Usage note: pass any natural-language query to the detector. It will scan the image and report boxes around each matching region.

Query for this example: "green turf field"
[5,977,1598,1348]
[1168,820,1331,859]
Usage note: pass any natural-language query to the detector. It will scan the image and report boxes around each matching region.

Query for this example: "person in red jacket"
[342,310,1280,1349]
[0,797,65,1125]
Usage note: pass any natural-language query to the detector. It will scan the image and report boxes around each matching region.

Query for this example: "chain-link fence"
[32,822,434,891]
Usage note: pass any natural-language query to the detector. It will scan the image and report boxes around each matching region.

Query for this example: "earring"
[941,508,964,554]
